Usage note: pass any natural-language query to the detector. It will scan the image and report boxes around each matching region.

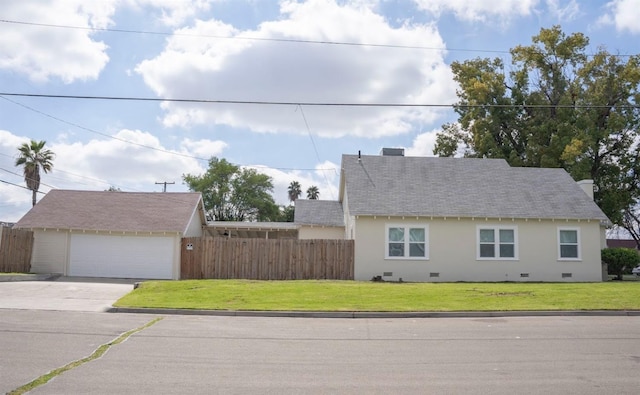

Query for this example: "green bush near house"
[602,248,640,281]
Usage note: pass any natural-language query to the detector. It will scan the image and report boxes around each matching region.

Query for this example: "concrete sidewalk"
[0,277,135,312]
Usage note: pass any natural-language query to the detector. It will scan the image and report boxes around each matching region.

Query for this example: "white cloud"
[50,129,208,189]
[251,159,340,205]
[126,0,214,26]
[136,0,456,138]
[599,0,640,34]
[0,0,217,83]
[0,0,116,83]
[180,138,227,159]
[404,129,439,157]
[0,128,223,221]
[546,0,580,22]
[413,0,539,22]
[404,126,466,158]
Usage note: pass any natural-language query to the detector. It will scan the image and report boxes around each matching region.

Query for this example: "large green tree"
[15,140,54,207]
[183,157,279,222]
[434,26,640,241]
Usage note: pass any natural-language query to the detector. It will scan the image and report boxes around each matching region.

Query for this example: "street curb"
[107,307,640,318]
[0,273,62,282]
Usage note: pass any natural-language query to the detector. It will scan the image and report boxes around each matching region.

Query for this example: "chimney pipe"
[577,180,595,200]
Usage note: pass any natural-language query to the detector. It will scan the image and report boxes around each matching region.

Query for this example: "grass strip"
[115,280,640,312]
[8,317,163,395]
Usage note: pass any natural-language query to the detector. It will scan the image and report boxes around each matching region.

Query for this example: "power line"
[0,167,57,189]
[2,18,637,58]
[0,95,209,162]
[296,105,336,200]
[0,178,46,194]
[0,19,488,54]
[155,181,175,192]
[0,151,132,191]
[0,95,338,173]
[1,92,638,109]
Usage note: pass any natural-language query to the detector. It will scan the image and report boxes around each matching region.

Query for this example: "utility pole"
[155,181,175,192]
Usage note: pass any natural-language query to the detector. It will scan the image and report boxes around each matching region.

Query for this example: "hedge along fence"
[0,227,34,273]
[181,237,354,280]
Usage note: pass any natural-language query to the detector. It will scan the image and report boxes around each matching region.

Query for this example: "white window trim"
[558,227,581,261]
[385,224,429,260]
[476,225,519,261]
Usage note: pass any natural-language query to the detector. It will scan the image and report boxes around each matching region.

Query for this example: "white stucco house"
[14,190,206,279]
[296,149,611,282]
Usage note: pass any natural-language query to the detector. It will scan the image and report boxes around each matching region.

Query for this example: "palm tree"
[287,180,302,203]
[306,185,320,200]
[15,140,55,206]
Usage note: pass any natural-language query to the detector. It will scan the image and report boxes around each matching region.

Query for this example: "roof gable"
[294,200,344,226]
[341,154,609,221]
[14,190,205,233]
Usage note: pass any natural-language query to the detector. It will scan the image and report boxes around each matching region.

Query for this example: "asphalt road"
[2,310,639,394]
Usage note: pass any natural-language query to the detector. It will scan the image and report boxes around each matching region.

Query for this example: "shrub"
[602,247,640,280]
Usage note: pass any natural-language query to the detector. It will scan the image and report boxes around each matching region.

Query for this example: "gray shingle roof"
[294,200,344,226]
[342,154,609,221]
[14,190,204,233]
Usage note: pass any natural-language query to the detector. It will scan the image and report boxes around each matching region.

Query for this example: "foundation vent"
[383,272,393,277]
[520,273,529,278]
[562,273,573,278]
[429,272,440,278]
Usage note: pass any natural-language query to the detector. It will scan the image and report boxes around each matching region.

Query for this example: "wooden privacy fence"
[181,237,354,280]
[0,228,34,273]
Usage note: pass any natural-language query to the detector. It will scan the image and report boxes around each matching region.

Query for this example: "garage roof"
[14,189,205,234]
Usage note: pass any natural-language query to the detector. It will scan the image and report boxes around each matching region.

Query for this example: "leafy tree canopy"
[183,157,279,222]
[435,26,640,237]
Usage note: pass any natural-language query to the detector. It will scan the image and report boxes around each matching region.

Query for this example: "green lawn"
[114,280,640,312]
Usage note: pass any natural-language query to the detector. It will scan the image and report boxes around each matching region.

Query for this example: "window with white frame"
[558,228,580,260]
[386,225,428,259]
[477,226,517,260]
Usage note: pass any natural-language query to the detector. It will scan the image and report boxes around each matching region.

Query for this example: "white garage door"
[69,234,174,279]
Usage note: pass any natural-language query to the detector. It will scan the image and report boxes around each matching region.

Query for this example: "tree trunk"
[31,189,37,207]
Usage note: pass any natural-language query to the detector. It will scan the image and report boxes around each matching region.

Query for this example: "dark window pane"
[409,243,425,257]
[480,244,494,257]
[560,245,578,258]
[500,244,515,258]
[389,243,404,257]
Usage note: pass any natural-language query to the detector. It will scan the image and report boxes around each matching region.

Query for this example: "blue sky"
[1,0,639,222]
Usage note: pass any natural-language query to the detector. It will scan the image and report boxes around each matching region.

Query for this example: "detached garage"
[14,190,206,279]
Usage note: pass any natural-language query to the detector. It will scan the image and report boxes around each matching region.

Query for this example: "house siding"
[184,208,204,238]
[29,229,182,279]
[354,216,605,282]
[298,226,345,239]
[30,230,68,274]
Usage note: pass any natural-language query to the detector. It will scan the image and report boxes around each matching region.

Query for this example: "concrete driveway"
[0,277,135,312]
